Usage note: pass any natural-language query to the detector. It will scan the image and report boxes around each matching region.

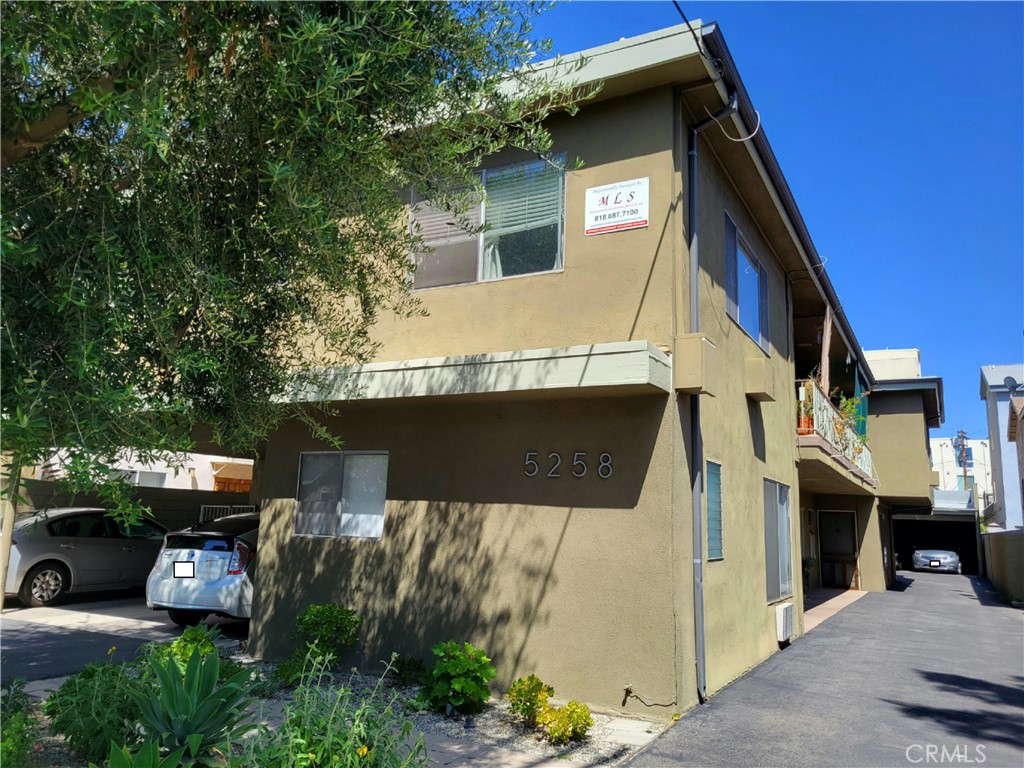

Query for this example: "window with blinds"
[294,452,389,539]
[410,157,564,289]
[707,461,723,560]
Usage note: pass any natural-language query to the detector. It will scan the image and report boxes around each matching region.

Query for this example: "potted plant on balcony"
[797,380,815,435]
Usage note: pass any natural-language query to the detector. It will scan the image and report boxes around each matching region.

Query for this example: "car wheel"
[167,609,208,627]
[20,562,70,606]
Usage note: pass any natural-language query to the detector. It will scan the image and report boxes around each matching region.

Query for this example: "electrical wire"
[671,1,723,81]
[703,103,762,143]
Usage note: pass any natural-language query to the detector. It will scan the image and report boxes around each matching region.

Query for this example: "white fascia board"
[289,341,671,404]
[512,22,705,93]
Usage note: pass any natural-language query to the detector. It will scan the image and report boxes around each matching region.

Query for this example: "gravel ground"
[24,647,668,767]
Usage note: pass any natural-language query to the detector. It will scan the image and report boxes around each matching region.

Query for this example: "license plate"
[930,560,940,567]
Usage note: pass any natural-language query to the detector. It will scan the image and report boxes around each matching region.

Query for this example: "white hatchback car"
[146,513,259,626]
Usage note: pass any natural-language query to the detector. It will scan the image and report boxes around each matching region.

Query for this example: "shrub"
[507,674,554,727]
[131,649,256,764]
[277,604,363,687]
[1,679,38,768]
[538,700,593,745]
[389,655,427,687]
[143,625,247,684]
[240,650,428,768]
[419,641,496,715]
[44,661,148,762]
[295,604,363,657]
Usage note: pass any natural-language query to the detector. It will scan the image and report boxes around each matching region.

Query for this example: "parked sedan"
[6,507,168,606]
[911,549,962,574]
[146,513,259,627]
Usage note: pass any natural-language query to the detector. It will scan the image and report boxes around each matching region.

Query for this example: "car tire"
[167,609,208,627]
[19,561,70,606]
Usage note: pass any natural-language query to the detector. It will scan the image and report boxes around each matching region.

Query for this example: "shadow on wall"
[253,496,574,687]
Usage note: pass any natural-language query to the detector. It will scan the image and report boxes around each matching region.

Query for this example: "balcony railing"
[796,379,875,481]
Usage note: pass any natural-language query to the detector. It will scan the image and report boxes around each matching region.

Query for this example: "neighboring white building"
[980,364,1024,530]
[930,436,994,505]
[38,451,254,493]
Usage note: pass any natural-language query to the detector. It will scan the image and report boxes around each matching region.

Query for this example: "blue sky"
[531,1,1024,439]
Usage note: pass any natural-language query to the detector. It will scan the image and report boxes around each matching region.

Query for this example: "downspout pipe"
[687,90,738,704]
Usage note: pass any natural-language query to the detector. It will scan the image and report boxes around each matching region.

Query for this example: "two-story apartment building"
[244,22,941,714]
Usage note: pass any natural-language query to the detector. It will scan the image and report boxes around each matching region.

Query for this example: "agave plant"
[131,649,257,766]
[90,741,188,768]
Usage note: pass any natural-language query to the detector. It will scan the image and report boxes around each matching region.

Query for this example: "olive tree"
[0,0,590,601]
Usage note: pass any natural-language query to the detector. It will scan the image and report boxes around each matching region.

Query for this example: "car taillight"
[227,541,250,575]
[153,544,165,570]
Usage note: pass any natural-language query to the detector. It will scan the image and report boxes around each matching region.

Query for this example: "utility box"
[672,334,719,396]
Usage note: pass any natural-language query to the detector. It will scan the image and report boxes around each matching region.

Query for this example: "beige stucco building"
[243,23,943,715]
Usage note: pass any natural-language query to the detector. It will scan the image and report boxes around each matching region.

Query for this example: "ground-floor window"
[764,479,793,601]
[294,451,389,539]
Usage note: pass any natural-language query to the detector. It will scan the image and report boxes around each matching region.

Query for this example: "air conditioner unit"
[776,602,795,643]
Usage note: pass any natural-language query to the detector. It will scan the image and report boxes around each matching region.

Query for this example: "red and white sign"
[585,177,649,236]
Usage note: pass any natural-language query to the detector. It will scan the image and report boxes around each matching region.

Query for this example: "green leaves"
[1,1,595,504]
[419,640,496,715]
[132,648,257,764]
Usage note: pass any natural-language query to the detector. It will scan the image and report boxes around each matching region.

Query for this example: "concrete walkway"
[628,572,1024,767]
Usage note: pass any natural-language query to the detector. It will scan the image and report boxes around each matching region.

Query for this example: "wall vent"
[776,601,795,642]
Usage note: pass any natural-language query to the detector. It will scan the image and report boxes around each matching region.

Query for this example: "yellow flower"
[107,646,117,657]
[356,746,369,758]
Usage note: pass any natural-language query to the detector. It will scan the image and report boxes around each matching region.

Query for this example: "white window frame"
[764,478,793,602]
[706,460,723,561]
[410,155,566,290]
[725,212,769,352]
[294,451,389,540]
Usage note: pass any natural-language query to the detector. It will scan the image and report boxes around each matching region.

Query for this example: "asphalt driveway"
[0,590,247,682]
[629,572,1024,768]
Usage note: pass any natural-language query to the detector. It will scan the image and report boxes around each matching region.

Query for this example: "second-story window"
[725,213,769,351]
[410,157,565,290]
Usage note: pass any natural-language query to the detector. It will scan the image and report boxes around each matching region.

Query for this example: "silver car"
[911,549,962,574]
[6,507,168,606]
[146,513,259,626]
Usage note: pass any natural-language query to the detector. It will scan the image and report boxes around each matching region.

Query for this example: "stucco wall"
[687,127,803,693]
[983,530,1024,604]
[367,87,679,363]
[249,395,681,712]
[867,391,934,503]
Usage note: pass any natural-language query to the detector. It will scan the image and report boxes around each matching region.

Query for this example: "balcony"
[796,379,877,492]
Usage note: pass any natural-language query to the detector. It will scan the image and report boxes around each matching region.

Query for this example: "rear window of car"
[194,516,259,536]
[165,534,234,551]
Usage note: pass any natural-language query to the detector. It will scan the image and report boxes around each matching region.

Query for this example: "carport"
[893,489,981,575]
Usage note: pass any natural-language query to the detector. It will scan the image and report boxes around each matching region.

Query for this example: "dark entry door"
[819,510,859,589]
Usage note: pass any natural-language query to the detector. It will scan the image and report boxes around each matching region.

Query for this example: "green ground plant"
[90,741,189,768]
[507,674,554,727]
[538,700,593,745]
[240,650,428,768]
[277,604,363,686]
[1,678,38,768]
[44,659,149,762]
[131,649,256,766]
[419,641,496,715]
